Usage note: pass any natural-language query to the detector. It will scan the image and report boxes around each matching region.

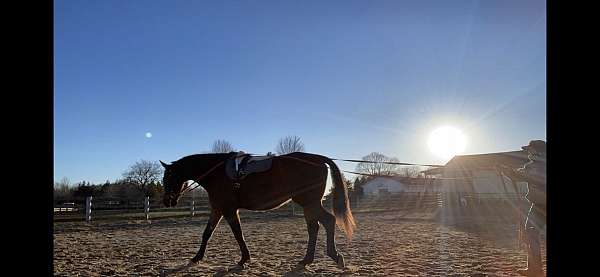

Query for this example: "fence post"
[144,196,150,220]
[190,200,195,217]
[85,196,92,222]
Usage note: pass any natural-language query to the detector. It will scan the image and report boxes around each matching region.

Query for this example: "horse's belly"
[262,198,292,211]
[243,197,292,211]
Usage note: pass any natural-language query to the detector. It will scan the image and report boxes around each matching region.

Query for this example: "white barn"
[361,176,441,195]
[362,177,408,196]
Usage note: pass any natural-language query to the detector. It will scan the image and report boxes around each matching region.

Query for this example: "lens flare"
[428,126,467,160]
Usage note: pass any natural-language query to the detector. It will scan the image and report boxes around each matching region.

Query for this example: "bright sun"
[428,126,467,160]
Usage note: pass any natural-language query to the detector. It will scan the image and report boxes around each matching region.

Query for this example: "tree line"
[55,135,424,201]
[54,136,306,201]
[327,152,425,201]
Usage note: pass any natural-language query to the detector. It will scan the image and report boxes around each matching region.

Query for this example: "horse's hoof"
[292,263,307,271]
[297,260,312,266]
[336,255,346,269]
[229,263,245,271]
[236,258,250,268]
[297,261,312,267]
[190,256,202,264]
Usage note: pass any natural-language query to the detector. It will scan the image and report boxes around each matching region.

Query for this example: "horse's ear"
[160,160,170,168]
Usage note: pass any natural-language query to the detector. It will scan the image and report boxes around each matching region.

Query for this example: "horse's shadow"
[282,266,315,277]
[211,265,244,277]
[282,263,357,277]
[160,262,245,277]
[160,261,355,277]
[210,263,315,277]
[159,262,193,277]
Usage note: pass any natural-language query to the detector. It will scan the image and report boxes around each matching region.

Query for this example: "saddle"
[225,152,275,182]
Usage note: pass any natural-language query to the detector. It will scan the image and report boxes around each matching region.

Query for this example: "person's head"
[522,140,546,159]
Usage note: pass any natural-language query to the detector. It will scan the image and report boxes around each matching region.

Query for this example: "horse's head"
[160,160,187,207]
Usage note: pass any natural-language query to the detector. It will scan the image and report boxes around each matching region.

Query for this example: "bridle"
[179,160,227,195]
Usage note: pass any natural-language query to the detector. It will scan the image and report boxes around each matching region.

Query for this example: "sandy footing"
[54,211,545,276]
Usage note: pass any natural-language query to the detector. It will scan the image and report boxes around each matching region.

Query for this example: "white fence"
[54,192,526,222]
[54,195,211,222]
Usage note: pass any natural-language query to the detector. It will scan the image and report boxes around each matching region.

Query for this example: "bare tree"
[54,177,72,199]
[210,139,236,153]
[356,152,401,176]
[398,166,421,178]
[123,160,163,196]
[54,176,70,189]
[275,135,305,155]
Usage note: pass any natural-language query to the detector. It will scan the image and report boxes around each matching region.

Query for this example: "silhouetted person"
[515,140,546,276]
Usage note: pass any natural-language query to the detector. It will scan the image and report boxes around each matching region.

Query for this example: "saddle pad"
[244,157,273,173]
[225,152,275,180]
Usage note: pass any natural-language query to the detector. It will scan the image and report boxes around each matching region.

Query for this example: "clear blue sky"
[54,0,546,184]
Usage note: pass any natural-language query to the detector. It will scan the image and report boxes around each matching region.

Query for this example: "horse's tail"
[323,157,356,240]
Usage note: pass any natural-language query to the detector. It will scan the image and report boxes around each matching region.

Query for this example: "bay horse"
[160,152,355,269]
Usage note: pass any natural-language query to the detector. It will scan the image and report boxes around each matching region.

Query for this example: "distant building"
[362,177,406,195]
[361,175,441,195]
[422,150,530,197]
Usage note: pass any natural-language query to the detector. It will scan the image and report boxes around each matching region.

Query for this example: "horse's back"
[237,152,329,210]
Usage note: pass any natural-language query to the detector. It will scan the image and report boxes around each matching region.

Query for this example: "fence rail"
[54,192,528,222]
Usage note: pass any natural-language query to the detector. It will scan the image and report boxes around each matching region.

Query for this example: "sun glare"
[428,126,467,160]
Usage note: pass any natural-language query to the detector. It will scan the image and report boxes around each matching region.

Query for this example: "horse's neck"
[182,154,229,179]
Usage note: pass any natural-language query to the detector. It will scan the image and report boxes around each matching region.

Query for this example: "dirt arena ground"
[54,211,546,276]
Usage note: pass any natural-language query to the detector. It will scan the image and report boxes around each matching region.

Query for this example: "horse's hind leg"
[299,204,321,266]
[317,205,345,268]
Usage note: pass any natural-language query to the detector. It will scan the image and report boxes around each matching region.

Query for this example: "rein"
[174,154,449,195]
[331,158,443,167]
[180,160,226,195]
[174,153,489,197]
[340,170,473,180]
[278,155,327,167]
[243,153,444,168]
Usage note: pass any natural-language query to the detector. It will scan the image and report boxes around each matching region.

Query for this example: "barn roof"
[445,150,528,171]
[421,150,529,176]
[421,167,444,175]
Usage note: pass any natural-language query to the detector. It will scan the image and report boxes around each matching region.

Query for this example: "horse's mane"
[174,153,232,165]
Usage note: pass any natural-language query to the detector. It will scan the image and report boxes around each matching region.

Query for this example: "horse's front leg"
[191,209,222,263]
[224,210,251,267]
